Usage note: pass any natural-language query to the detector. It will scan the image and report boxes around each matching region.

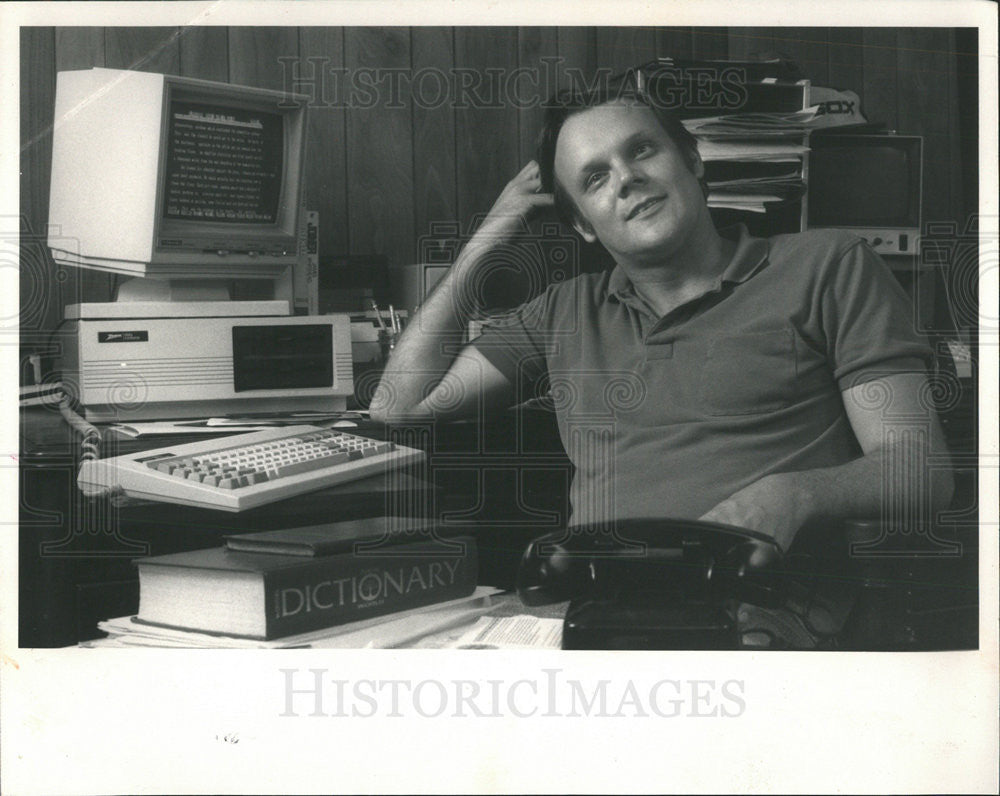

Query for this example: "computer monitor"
[807,133,922,256]
[48,68,307,286]
[47,69,357,420]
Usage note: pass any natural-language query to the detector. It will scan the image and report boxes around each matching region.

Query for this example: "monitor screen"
[808,136,921,229]
[163,101,284,225]
[47,68,307,280]
[156,79,305,262]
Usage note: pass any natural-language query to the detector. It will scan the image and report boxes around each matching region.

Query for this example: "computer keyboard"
[78,425,425,512]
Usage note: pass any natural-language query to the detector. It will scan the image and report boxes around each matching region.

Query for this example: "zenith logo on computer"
[98,331,148,343]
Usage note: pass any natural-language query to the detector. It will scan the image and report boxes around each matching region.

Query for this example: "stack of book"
[89,517,484,648]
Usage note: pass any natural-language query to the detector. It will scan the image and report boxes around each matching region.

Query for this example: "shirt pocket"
[699,328,798,416]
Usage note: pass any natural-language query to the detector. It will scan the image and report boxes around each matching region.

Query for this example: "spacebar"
[268,453,351,479]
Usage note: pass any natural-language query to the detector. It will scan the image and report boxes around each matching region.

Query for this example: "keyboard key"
[268,452,351,479]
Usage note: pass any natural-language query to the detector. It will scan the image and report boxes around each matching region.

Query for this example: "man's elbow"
[368,398,414,425]
[368,384,432,425]
[368,382,405,424]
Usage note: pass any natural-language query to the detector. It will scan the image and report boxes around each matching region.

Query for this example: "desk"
[20,403,977,650]
[18,404,573,648]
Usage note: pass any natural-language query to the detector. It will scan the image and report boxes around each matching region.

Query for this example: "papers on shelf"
[703,157,805,212]
[688,106,811,166]
[683,106,819,135]
[707,200,769,213]
[697,140,808,162]
[708,175,802,192]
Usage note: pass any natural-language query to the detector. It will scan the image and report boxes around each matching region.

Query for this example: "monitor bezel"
[807,133,923,231]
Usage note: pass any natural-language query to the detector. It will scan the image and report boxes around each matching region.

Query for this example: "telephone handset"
[516,517,787,610]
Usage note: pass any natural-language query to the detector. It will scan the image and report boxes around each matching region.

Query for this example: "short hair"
[536,75,703,230]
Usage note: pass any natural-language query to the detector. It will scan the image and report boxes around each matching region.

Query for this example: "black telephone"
[516,518,788,649]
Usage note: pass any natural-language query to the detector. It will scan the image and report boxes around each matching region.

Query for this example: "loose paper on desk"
[109,422,276,437]
[451,615,563,650]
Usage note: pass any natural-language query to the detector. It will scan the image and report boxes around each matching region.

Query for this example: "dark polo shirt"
[471,225,933,525]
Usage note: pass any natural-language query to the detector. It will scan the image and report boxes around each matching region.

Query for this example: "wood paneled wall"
[20,27,977,336]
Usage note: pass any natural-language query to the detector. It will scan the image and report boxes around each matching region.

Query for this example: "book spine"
[262,538,477,639]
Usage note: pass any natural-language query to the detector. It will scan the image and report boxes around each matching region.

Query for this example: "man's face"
[553,101,708,265]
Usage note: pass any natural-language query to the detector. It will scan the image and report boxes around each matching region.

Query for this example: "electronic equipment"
[61,314,354,422]
[77,425,425,512]
[48,67,307,282]
[807,133,923,255]
[46,68,347,421]
[516,518,787,649]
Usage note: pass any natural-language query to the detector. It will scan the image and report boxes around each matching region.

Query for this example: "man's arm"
[370,161,553,423]
[700,372,954,551]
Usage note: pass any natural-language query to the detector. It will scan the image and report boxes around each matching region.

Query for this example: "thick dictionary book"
[134,536,477,640]
[223,516,443,557]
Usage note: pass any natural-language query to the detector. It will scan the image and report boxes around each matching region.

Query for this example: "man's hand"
[698,374,954,554]
[471,160,555,245]
[699,473,811,552]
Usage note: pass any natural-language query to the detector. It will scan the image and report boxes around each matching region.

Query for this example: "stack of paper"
[81,587,503,649]
[685,110,813,212]
[696,140,808,162]
[684,107,818,136]
[689,109,813,165]
[706,164,806,213]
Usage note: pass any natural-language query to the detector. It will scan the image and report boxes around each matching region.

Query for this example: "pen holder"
[378,328,397,361]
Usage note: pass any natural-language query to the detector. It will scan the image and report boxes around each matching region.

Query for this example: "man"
[371,81,952,553]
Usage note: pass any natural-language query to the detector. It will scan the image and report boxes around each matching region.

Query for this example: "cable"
[39,317,71,369]
[57,391,118,499]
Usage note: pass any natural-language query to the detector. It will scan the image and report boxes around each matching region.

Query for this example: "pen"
[388,304,400,335]
[370,299,387,330]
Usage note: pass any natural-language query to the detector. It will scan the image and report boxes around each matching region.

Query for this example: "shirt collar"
[607,223,770,302]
